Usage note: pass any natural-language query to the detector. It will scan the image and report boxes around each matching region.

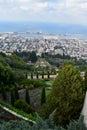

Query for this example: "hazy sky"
[0,0,87,25]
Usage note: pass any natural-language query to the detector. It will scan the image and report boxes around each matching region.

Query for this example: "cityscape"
[0,0,87,129]
[0,32,87,61]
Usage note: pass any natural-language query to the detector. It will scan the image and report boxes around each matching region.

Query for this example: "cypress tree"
[14,84,19,100]
[48,71,50,79]
[36,71,39,79]
[25,88,30,104]
[31,72,33,79]
[11,89,15,106]
[1,82,6,100]
[42,71,44,79]
[30,51,37,63]
[25,72,28,79]
[41,87,46,105]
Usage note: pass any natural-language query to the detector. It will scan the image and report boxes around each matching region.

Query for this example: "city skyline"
[0,0,87,26]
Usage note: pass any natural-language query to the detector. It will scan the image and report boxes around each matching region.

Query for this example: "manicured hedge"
[20,79,47,88]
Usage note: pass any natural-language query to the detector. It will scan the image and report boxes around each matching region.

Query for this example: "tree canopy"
[42,64,85,126]
[0,62,17,85]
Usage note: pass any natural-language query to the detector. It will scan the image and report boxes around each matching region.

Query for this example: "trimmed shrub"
[42,72,44,79]
[31,73,33,79]
[0,82,6,100]
[20,79,47,88]
[48,71,50,79]
[41,87,46,105]
[10,89,15,106]
[25,88,30,104]
[36,72,39,79]
[25,72,28,79]
[14,99,34,114]
[14,84,19,100]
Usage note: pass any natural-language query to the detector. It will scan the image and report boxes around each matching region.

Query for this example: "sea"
[0,21,87,39]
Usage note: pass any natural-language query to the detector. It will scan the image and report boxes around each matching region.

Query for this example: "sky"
[0,0,87,25]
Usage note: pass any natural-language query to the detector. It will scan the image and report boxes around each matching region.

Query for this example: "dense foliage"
[20,79,47,88]
[41,64,85,126]
[14,99,34,114]
[41,87,46,105]
[13,51,87,71]
[25,88,30,104]
[11,89,15,106]
[0,83,6,100]
[0,115,86,130]
[14,51,37,63]
[0,62,17,85]
[0,52,30,85]
[0,51,87,129]
[41,52,87,70]
[0,52,30,70]
[14,84,19,100]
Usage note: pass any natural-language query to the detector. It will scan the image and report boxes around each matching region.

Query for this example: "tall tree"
[42,71,44,79]
[0,82,6,100]
[14,83,19,100]
[31,72,33,79]
[47,71,50,79]
[36,71,39,79]
[30,51,37,63]
[84,71,87,92]
[11,89,15,106]
[41,87,46,105]
[25,72,28,79]
[25,88,30,104]
[43,64,85,126]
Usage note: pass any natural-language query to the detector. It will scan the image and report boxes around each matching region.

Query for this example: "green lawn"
[45,79,54,87]
[46,89,51,96]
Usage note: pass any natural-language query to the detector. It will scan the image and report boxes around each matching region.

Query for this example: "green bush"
[0,82,6,100]
[14,84,19,100]
[41,87,46,105]
[0,99,36,121]
[0,115,86,130]
[10,89,15,106]
[14,99,34,114]
[42,64,85,126]
[20,79,47,88]
[25,88,30,104]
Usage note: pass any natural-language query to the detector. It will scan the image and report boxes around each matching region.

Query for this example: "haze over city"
[0,0,86,25]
